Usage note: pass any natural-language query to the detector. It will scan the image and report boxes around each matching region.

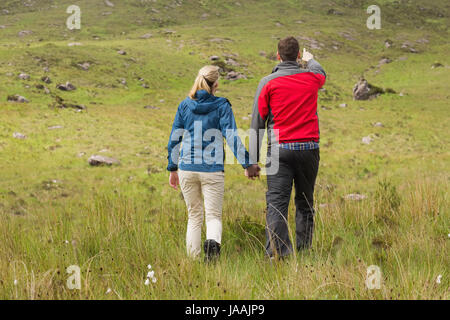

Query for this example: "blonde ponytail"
[189,65,220,99]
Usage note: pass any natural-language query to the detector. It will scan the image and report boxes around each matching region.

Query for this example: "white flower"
[64,240,69,244]
[147,264,152,270]
[147,271,155,279]
[436,275,442,284]
[152,277,157,283]
[13,279,18,286]
[106,288,112,294]
[144,278,150,286]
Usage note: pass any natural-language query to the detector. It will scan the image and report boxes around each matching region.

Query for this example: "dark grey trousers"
[265,147,320,257]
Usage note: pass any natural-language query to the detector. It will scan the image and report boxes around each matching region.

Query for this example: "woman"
[167,65,260,261]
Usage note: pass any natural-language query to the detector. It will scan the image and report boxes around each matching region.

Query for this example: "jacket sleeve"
[219,101,252,169]
[167,103,185,172]
[249,79,270,163]
[307,59,327,88]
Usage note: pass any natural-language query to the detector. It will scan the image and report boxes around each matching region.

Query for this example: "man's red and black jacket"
[249,59,326,162]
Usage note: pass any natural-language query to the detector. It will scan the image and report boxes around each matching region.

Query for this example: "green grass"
[0,0,448,299]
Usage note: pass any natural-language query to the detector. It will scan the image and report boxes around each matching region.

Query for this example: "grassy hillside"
[0,0,448,299]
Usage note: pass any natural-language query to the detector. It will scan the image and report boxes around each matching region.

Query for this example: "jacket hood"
[186,90,222,114]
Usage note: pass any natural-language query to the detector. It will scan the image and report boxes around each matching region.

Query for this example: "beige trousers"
[179,170,225,258]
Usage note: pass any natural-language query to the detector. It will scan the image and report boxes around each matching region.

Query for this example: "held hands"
[169,171,179,190]
[245,164,261,180]
[302,48,314,62]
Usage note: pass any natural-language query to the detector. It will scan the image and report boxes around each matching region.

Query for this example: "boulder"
[77,62,91,71]
[225,58,240,67]
[362,136,373,145]
[140,33,153,39]
[378,58,392,66]
[401,42,418,53]
[352,78,385,100]
[18,73,30,80]
[13,132,27,139]
[226,71,246,81]
[18,30,33,37]
[104,0,115,7]
[41,76,52,83]
[7,95,29,103]
[88,155,120,166]
[327,9,343,15]
[57,82,76,91]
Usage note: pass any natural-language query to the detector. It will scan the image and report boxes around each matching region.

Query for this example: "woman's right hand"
[169,171,179,190]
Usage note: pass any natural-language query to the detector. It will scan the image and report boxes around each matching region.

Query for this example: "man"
[250,36,326,258]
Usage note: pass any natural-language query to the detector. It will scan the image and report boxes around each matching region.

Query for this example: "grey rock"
[88,155,120,166]
[18,73,30,80]
[226,71,246,81]
[327,8,343,15]
[117,50,127,55]
[362,136,373,145]
[339,32,356,41]
[378,58,392,66]
[48,125,64,130]
[7,95,29,103]
[41,76,52,83]
[225,58,240,67]
[61,103,86,110]
[353,78,385,101]
[209,55,220,61]
[104,0,115,7]
[18,30,33,37]
[140,33,153,39]
[401,42,418,53]
[77,62,90,71]
[13,132,27,139]
[344,194,367,201]
[431,62,443,69]
[57,82,76,91]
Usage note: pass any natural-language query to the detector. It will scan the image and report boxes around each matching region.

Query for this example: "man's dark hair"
[278,37,300,62]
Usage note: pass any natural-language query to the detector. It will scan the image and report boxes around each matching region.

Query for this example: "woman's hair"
[189,65,220,99]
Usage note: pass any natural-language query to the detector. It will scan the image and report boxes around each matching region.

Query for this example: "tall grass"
[0,176,447,300]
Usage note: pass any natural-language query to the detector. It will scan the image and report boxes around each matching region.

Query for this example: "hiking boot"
[204,239,221,263]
